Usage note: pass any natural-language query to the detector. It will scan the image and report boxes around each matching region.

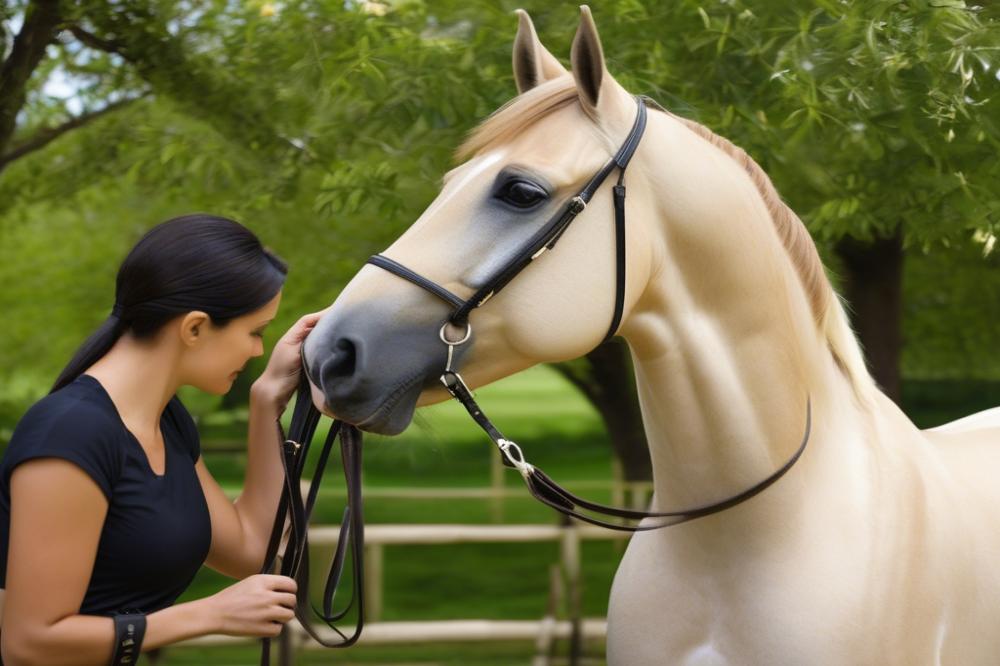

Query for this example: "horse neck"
[619,116,881,525]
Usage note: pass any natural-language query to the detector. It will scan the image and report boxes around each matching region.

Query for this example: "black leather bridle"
[259,95,810,660]
[366,95,811,531]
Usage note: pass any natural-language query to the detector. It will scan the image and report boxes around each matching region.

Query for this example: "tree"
[594,0,1000,402]
[2,1,998,479]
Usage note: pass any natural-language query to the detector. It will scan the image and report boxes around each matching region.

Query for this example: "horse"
[302,7,1000,664]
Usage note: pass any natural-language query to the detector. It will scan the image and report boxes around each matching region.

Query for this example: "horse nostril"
[319,338,358,387]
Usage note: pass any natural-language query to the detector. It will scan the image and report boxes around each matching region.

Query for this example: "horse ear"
[513,9,567,94]
[571,5,611,117]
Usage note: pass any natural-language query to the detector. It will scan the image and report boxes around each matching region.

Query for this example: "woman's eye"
[496,180,547,209]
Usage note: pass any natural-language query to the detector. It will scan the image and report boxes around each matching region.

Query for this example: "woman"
[0,214,320,665]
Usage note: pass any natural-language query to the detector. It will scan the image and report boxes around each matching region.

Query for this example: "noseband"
[261,96,811,659]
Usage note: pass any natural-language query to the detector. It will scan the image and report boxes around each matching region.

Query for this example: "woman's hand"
[202,574,297,638]
[254,310,326,413]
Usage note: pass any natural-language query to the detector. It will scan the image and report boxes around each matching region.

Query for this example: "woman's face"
[182,290,282,394]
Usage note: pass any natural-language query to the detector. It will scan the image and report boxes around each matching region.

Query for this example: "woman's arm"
[2,459,220,666]
[199,382,284,579]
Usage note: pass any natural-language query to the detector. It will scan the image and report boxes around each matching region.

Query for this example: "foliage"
[903,240,1000,379]
[1,0,998,419]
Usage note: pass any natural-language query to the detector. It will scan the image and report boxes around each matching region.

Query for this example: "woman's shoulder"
[3,375,125,499]
[12,375,121,442]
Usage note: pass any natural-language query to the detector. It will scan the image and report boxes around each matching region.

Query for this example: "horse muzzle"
[302,303,468,435]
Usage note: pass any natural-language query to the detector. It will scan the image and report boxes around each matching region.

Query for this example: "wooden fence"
[177,521,635,665]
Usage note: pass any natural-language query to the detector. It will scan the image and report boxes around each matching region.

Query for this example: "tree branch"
[0,0,63,154]
[0,94,148,170]
[67,24,126,57]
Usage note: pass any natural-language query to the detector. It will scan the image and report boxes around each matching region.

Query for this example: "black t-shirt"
[0,373,212,617]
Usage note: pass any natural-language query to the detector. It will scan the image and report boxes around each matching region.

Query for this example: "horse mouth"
[352,371,427,435]
[306,363,427,436]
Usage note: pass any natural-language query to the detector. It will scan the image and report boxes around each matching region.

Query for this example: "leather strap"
[367,255,466,310]
[110,611,145,666]
[442,370,810,531]
[259,376,365,664]
[606,169,628,342]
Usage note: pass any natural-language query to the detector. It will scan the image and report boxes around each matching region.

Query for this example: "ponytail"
[51,314,129,393]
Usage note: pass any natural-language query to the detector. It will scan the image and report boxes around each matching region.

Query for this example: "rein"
[258,375,364,663]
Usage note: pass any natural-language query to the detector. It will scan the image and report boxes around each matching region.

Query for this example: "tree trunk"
[552,339,652,481]
[0,0,62,156]
[834,226,904,403]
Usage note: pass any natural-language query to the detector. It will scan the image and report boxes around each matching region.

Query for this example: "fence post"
[364,542,384,622]
[532,564,562,666]
[560,519,583,666]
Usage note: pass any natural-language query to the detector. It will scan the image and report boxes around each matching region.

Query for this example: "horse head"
[304,7,659,434]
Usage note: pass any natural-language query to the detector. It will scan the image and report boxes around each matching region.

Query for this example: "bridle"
[366,95,811,531]
[259,95,811,660]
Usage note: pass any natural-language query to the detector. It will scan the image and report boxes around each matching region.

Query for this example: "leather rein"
[258,95,811,659]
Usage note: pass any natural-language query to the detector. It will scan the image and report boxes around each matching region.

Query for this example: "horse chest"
[604,506,1000,666]
[605,528,872,665]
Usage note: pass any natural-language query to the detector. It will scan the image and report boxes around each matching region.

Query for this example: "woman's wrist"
[140,597,220,651]
[250,377,285,413]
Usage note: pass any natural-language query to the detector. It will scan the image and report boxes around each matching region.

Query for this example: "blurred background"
[2,0,999,663]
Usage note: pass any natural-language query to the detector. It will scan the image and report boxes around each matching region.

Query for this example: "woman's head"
[52,214,288,393]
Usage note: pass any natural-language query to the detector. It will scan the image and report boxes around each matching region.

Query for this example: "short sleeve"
[2,396,122,501]
[165,396,201,463]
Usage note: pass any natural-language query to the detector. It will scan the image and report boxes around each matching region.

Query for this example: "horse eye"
[496,180,547,209]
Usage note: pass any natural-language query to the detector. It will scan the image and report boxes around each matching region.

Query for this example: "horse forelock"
[456,77,580,161]
[455,79,874,400]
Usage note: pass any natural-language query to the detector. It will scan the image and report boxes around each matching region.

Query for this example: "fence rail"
[170,521,635,665]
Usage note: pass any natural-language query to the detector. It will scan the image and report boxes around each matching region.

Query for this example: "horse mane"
[458,78,875,401]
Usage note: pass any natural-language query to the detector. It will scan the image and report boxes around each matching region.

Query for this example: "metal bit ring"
[439,321,472,346]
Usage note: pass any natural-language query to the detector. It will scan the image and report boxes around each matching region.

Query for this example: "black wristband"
[110,610,146,665]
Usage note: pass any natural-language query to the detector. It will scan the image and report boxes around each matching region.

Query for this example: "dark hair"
[51,214,288,393]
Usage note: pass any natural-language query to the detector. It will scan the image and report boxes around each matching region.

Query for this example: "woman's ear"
[179,311,210,346]
[513,9,568,94]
